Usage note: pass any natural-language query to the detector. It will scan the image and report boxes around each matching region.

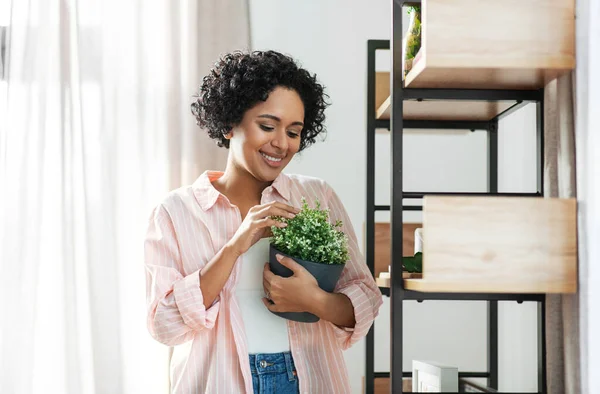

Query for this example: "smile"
[260,152,283,162]
[260,151,284,167]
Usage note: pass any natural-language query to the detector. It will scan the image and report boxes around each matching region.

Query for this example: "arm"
[200,202,299,307]
[323,184,384,349]
[145,201,298,346]
[262,254,355,328]
[310,290,355,328]
[145,204,221,346]
[199,243,241,309]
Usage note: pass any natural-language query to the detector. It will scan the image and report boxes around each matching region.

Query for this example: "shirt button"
[260,360,267,368]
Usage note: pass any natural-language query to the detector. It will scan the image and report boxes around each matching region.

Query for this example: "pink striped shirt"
[144,171,383,393]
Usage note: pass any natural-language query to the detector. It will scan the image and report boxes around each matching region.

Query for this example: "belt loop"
[284,352,295,381]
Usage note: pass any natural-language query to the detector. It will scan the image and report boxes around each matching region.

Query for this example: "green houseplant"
[269,198,349,323]
[403,5,422,77]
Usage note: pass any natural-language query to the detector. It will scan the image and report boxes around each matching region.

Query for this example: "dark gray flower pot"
[268,244,345,323]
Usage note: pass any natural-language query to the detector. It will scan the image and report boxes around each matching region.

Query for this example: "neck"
[216,160,272,203]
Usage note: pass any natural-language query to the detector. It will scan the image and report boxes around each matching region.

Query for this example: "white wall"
[250,1,538,392]
[497,104,539,392]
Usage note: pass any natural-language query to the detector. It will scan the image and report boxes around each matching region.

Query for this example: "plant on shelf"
[403,4,422,77]
[269,198,348,323]
[403,252,422,273]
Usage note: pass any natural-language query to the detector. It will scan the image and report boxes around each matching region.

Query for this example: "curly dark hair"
[191,50,329,151]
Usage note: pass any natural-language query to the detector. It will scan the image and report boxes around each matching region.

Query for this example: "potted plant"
[403,4,422,77]
[269,198,349,323]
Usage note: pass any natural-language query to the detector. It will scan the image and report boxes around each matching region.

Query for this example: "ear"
[223,131,233,140]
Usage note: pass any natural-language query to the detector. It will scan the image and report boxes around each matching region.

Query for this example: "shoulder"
[284,173,337,207]
[150,185,198,222]
[285,173,333,194]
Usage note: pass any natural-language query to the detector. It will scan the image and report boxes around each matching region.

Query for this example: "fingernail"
[288,213,296,218]
[280,223,288,227]
[276,254,283,261]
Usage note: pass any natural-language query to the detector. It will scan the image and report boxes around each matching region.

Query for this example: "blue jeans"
[249,352,299,394]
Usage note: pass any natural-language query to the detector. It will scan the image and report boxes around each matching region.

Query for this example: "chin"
[254,168,282,183]
[251,162,287,182]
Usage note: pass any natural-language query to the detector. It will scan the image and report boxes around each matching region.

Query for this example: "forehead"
[249,87,305,120]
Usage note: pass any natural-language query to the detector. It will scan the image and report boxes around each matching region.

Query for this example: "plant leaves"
[402,252,422,273]
[270,197,349,265]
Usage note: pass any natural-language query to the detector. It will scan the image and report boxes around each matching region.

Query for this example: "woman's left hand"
[262,254,321,313]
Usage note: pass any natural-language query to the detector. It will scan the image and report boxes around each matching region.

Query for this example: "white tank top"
[235,238,290,354]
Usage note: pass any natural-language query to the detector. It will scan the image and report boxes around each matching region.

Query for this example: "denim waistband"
[249,351,296,381]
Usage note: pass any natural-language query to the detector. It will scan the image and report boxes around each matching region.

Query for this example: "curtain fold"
[543,73,581,394]
[0,1,249,393]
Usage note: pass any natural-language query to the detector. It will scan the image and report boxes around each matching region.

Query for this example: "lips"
[260,151,285,168]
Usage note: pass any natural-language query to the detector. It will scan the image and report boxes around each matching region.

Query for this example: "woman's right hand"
[227,201,300,256]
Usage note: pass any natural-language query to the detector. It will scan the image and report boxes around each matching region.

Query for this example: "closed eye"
[287,131,300,138]
[260,124,275,131]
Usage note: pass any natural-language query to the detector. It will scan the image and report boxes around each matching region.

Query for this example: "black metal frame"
[364,3,547,391]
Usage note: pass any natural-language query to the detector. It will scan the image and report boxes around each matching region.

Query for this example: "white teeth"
[260,152,282,162]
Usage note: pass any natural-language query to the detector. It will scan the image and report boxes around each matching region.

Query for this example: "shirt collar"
[271,172,291,202]
[193,171,223,211]
[193,170,292,211]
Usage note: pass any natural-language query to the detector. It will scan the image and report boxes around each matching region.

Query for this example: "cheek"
[232,130,260,157]
[290,138,302,154]
[244,128,269,150]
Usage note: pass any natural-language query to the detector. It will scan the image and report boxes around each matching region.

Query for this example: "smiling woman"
[144,50,383,394]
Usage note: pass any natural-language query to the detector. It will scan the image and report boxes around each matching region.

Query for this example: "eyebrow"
[257,114,304,127]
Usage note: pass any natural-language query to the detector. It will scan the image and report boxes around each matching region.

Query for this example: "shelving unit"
[364,1,576,393]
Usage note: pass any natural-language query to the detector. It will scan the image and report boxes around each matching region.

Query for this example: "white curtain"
[0,1,248,393]
[543,72,580,394]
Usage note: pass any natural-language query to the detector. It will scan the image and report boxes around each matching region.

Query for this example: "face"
[226,86,305,182]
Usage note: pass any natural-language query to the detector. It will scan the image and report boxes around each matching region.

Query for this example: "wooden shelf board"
[376,273,422,288]
[364,376,412,394]
[375,71,517,122]
[404,62,568,90]
[376,96,515,122]
[420,196,578,294]
[402,0,575,90]
[375,72,390,109]
[403,278,576,294]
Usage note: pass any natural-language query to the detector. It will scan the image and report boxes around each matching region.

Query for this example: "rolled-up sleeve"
[325,185,383,350]
[145,204,219,346]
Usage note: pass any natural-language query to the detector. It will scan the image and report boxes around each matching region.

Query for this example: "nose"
[271,128,288,151]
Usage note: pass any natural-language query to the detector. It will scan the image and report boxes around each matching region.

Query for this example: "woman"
[145,50,383,394]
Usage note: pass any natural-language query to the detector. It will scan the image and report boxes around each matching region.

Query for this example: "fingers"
[270,207,298,219]
[257,202,300,218]
[275,254,304,274]
[261,227,273,238]
[270,201,301,214]
[262,298,279,312]
[256,217,286,230]
[263,262,276,282]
